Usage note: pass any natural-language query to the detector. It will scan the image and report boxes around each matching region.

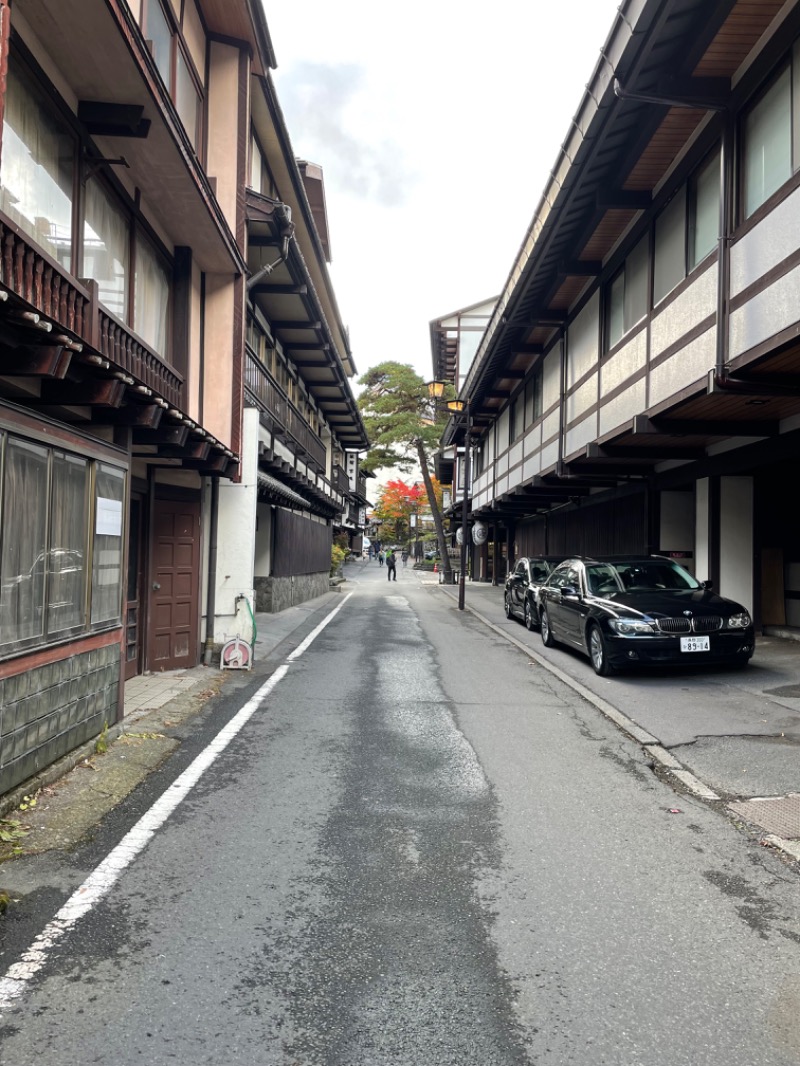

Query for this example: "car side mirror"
[701,579,713,590]
[561,585,580,600]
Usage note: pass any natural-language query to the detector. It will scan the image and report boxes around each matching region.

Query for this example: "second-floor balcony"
[245,347,327,471]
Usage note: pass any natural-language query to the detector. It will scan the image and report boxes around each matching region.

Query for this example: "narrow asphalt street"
[1,561,800,1064]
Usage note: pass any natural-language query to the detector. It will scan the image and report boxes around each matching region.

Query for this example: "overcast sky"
[263,1,622,385]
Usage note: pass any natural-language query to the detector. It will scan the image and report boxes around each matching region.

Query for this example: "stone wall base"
[254,572,330,613]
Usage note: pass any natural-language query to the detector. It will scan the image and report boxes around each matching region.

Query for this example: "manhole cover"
[728,794,800,838]
[763,685,800,697]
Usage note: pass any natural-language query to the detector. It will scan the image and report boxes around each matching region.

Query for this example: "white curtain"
[0,59,74,268]
[134,233,170,355]
[83,178,130,323]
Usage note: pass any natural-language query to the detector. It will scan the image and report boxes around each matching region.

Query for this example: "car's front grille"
[656,616,723,634]
[691,615,723,634]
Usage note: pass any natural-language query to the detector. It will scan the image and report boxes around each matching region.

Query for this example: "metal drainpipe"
[557,330,567,475]
[715,111,734,378]
[203,475,219,666]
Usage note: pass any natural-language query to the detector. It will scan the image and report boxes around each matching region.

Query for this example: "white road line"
[0,594,353,1013]
[286,592,352,660]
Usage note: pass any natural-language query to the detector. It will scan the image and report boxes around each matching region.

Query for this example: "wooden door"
[148,497,201,671]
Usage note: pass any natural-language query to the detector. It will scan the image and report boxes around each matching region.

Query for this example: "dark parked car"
[538,555,755,676]
[504,556,564,630]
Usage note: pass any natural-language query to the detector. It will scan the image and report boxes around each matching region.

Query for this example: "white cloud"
[264,1,621,380]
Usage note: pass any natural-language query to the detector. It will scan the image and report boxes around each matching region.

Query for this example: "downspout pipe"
[556,330,567,477]
[715,111,734,376]
[203,475,219,666]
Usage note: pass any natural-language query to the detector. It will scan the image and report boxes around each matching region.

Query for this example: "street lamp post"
[426,380,473,608]
[448,399,471,611]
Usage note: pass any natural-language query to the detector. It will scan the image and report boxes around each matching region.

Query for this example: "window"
[143,0,204,151]
[509,392,523,444]
[83,178,130,323]
[0,430,125,651]
[525,368,543,425]
[81,177,172,357]
[0,439,49,644]
[653,190,686,305]
[743,65,791,218]
[49,453,88,634]
[134,231,171,353]
[0,55,76,270]
[688,153,719,268]
[249,130,278,197]
[606,235,648,349]
[92,464,126,625]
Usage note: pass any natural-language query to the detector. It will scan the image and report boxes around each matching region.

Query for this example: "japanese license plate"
[680,636,710,653]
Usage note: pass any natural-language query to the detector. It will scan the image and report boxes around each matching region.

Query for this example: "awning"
[257,472,310,510]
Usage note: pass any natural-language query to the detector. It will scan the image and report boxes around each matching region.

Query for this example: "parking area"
[441,579,800,803]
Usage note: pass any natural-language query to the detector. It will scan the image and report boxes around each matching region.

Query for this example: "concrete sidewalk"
[438,577,800,859]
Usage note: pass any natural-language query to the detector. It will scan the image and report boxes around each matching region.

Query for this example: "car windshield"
[588,559,701,593]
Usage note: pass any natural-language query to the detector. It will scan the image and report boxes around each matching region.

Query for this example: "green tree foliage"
[358,362,454,573]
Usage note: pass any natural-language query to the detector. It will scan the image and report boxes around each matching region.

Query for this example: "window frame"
[142,0,206,156]
[0,418,128,659]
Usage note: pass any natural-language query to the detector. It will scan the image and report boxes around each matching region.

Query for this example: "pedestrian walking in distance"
[401,550,408,568]
[378,550,384,567]
[386,549,397,581]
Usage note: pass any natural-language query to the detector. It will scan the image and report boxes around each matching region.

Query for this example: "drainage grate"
[728,794,800,838]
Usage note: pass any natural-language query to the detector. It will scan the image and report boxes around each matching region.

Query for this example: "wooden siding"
[273,509,331,576]
[694,0,786,78]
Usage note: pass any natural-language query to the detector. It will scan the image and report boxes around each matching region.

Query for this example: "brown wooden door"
[148,498,201,671]
[125,497,144,680]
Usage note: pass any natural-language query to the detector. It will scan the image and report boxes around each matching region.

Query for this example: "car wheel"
[524,599,536,631]
[504,593,512,619]
[541,608,556,647]
[588,624,615,676]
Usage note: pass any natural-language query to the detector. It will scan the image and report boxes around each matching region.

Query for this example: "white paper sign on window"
[96,497,123,537]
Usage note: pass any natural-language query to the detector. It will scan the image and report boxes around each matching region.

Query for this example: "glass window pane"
[653,188,686,304]
[0,58,75,270]
[607,271,625,348]
[134,232,171,354]
[624,235,649,332]
[91,464,126,625]
[0,438,49,645]
[83,178,130,323]
[744,67,791,218]
[176,47,200,149]
[250,132,262,191]
[689,153,720,268]
[145,0,172,87]
[48,452,88,634]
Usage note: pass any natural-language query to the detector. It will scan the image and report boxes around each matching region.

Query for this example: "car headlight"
[608,617,657,636]
[727,612,751,629]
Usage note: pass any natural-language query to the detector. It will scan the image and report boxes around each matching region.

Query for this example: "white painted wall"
[719,476,753,614]
[213,407,259,643]
[695,478,711,582]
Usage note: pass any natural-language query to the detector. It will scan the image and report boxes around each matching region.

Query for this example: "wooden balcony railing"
[245,348,327,470]
[333,464,350,495]
[0,214,184,408]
